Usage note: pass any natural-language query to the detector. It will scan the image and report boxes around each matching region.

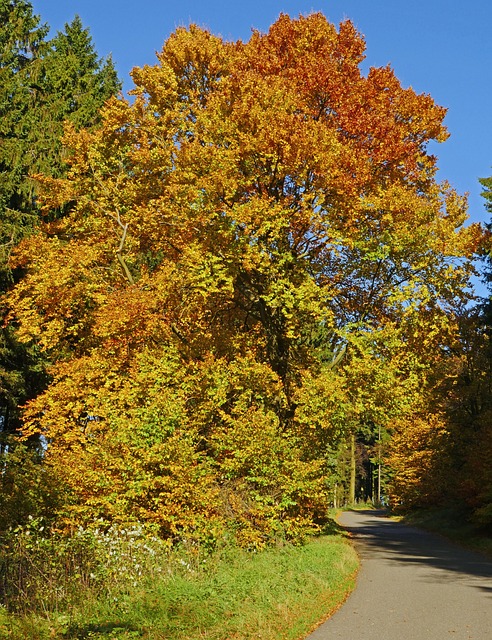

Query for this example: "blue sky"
[31,1,492,232]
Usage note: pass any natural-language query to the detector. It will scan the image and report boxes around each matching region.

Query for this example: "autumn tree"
[7,14,480,541]
[450,177,492,525]
[392,178,492,523]
[384,170,491,515]
[415,175,492,524]
[445,308,492,524]
[479,174,492,287]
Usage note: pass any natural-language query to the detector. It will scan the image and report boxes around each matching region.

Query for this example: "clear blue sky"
[31,1,492,232]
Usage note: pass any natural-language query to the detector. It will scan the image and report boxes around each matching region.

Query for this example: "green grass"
[0,530,358,640]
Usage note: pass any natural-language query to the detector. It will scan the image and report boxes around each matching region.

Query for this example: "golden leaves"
[5,13,486,540]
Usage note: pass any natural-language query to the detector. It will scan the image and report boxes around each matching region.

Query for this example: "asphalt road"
[307,510,492,640]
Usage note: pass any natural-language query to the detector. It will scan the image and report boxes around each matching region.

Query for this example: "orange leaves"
[241,13,447,202]
[246,14,362,109]
[130,61,179,113]
[5,13,487,540]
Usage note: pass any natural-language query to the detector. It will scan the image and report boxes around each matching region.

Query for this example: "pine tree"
[45,15,120,131]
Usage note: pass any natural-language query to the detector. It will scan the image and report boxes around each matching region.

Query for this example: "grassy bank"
[0,527,358,640]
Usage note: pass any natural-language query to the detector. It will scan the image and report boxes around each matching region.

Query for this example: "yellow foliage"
[5,13,484,542]
[386,412,450,509]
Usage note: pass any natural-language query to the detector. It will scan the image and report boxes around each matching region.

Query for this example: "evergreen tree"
[0,2,120,436]
[0,0,48,438]
[0,0,48,288]
[44,15,120,133]
[32,14,120,193]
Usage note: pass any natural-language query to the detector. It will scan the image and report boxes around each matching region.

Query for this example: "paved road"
[307,510,492,640]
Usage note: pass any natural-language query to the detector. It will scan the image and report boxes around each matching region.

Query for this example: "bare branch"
[115,222,134,285]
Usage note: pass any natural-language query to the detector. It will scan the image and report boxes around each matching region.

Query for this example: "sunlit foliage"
[6,13,480,542]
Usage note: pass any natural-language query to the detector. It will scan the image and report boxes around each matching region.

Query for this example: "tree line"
[1,1,491,547]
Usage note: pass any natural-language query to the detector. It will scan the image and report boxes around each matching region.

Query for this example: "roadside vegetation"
[1,2,491,638]
[0,521,358,640]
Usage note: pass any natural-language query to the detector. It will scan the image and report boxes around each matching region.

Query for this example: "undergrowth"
[0,519,358,640]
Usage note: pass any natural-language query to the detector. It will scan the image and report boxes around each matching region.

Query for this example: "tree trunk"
[349,431,356,505]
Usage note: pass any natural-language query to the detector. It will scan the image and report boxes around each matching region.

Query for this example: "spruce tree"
[45,15,120,132]
[0,0,48,287]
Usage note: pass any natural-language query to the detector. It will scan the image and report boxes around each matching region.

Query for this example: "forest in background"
[1,0,492,599]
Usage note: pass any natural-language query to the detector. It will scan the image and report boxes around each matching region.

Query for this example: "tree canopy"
[4,12,483,542]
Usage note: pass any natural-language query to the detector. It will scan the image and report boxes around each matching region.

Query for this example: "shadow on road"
[341,510,492,593]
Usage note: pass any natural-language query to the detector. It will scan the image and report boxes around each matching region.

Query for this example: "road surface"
[307,510,492,640]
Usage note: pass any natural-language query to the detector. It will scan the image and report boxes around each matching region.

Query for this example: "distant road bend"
[307,510,492,640]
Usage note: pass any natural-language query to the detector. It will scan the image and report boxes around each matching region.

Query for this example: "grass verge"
[0,528,358,640]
